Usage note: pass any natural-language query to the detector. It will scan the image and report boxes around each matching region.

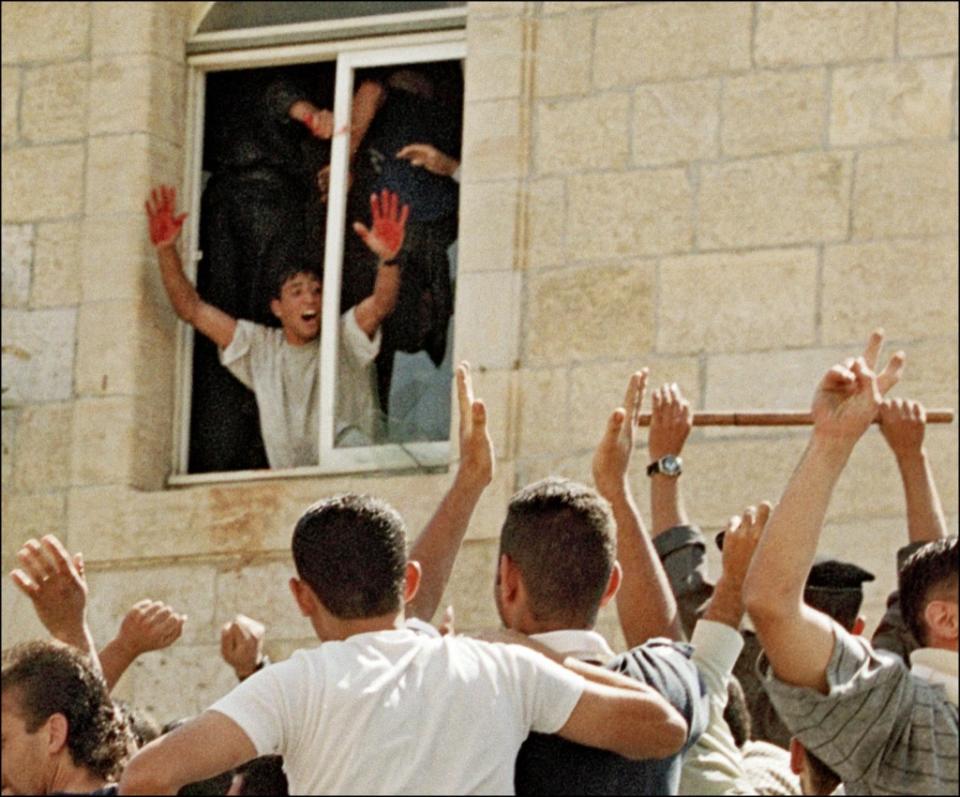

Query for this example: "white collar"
[910,647,959,706]
[529,629,615,664]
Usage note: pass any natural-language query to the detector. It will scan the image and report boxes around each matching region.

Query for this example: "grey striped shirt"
[759,625,958,796]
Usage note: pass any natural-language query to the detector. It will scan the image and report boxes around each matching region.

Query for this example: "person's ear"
[45,713,69,756]
[924,598,959,643]
[599,561,622,608]
[289,577,316,616]
[789,737,805,776]
[270,297,283,320]
[852,615,867,636]
[403,560,422,605]
[499,554,520,606]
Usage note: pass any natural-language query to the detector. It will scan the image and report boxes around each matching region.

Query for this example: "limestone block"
[129,392,173,492]
[852,142,958,239]
[127,643,238,723]
[516,367,568,457]
[525,261,656,365]
[1,579,47,651]
[80,213,152,302]
[567,356,700,452]
[633,79,720,166]
[517,450,594,492]
[468,1,524,16]
[1,2,89,64]
[924,426,959,511]
[464,368,514,462]
[700,152,851,249]
[437,537,501,632]
[830,59,953,146]
[542,1,623,11]
[1,307,76,406]
[1,492,67,561]
[536,93,629,173]
[458,181,518,273]
[21,62,89,143]
[822,238,958,343]
[134,295,177,397]
[566,169,692,259]
[888,337,959,410]
[465,15,524,102]
[659,248,818,353]
[1,144,84,222]
[214,560,306,641]
[2,224,33,307]
[85,563,218,647]
[74,301,139,396]
[92,1,189,62]
[722,69,826,157]
[466,466,517,541]
[71,396,136,487]
[88,56,185,144]
[31,221,81,308]
[1,409,17,486]
[523,178,565,269]
[13,402,74,490]
[594,3,751,87]
[85,134,182,217]
[1,67,19,143]
[898,2,959,56]
[461,99,524,182]
[754,2,895,67]
[534,12,592,98]
[453,270,521,370]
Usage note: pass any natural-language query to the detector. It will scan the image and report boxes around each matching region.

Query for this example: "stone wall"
[2,1,957,723]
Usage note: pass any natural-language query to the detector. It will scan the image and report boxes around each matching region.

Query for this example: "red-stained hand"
[145,185,187,249]
[353,189,410,261]
[302,109,334,139]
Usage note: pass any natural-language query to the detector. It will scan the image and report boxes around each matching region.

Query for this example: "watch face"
[661,455,681,476]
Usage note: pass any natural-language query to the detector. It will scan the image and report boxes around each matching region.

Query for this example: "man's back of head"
[899,535,959,650]
[1,640,132,795]
[499,477,616,630]
[292,493,408,620]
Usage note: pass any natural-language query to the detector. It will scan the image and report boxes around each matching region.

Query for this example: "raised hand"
[353,189,410,261]
[811,329,905,444]
[648,383,693,461]
[395,143,460,178]
[115,599,186,657]
[592,369,648,501]
[455,362,494,492]
[878,398,927,458]
[719,503,771,588]
[220,614,266,681]
[11,535,89,646]
[145,185,187,249]
[302,108,334,139]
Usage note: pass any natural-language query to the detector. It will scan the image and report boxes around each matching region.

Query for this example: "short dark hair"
[804,747,842,795]
[499,478,615,628]
[271,264,322,300]
[114,699,160,749]
[899,536,958,646]
[236,755,289,795]
[1,640,133,781]
[292,494,407,619]
[722,676,751,748]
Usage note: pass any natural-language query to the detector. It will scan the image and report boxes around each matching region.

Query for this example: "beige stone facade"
[2,1,957,722]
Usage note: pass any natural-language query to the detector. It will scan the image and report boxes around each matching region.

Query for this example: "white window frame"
[169,29,465,487]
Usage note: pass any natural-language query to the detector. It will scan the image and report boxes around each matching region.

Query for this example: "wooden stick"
[636,410,955,426]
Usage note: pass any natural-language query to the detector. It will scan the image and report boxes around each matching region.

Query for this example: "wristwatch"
[647,454,683,477]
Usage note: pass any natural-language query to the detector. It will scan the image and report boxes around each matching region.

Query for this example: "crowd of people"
[2,329,957,796]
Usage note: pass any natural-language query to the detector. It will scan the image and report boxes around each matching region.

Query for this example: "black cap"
[807,556,875,590]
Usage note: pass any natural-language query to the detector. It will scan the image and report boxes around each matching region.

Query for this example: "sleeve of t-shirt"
[219,319,267,391]
[759,625,915,785]
[506,644,586,735]
[209,657,299,758]
[340,309,381,367]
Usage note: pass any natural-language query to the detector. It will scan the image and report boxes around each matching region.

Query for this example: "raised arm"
[592,369,683,646]
[648,383,693,536]
[705,503,769,632]
[352,189,408,339]
[878,398,948,544]
[220,614,268,681]
[743,330,905,693]
[407,363,494,622]
[99,600,187,691]
[10,534,101,674]
[146,185,236,349]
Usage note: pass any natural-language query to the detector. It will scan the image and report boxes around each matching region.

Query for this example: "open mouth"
[301,310,318,322]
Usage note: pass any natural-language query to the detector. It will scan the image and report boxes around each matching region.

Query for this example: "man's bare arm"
[704,503,769,630]
[743,330,905,693]
[146,185,236,349]
[352,189,408,339]
[408,363,494,621]
[119,710,256,795]
[592,369,683,646]
[99,600,186,691]
[648,384,693,536]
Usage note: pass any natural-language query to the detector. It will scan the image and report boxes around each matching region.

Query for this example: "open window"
[170,5,465,484]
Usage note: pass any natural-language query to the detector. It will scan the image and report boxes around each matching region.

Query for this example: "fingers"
[11,569,40,597]
[40,535,75,577]
[606,407,626,437]
[755,501,772,532]
[472,398,487,428]
[876,350,905,395]
[352,221,370,244]
[17,539,57,585]
[456,362,474,426]
[861,328,884,370]
[398,201,410,228]
[622,369,648,427]
[369,192,381,223]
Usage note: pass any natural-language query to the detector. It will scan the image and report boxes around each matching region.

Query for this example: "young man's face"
[271,272,323,346]
[1,690,51,795]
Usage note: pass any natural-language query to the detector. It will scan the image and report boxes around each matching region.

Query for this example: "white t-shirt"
[210,628,585,795]
[219,311,380,469]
